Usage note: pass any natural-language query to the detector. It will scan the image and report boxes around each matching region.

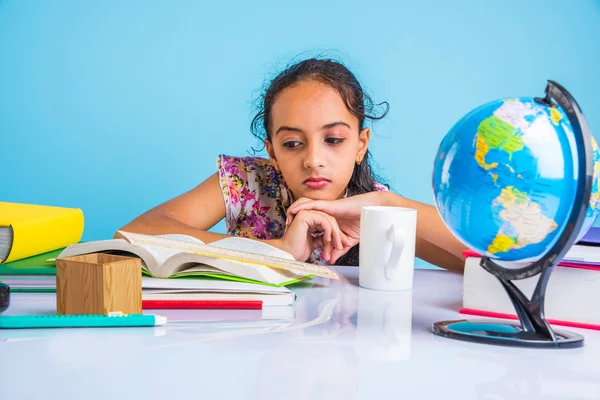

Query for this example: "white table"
[1,268,599,400]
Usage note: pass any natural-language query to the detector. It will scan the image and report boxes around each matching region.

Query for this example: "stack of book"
[2,228,336,307]
[55,231,323,306]
[0,202,84,292]
[461,227,600,331]
[0,250,59,292]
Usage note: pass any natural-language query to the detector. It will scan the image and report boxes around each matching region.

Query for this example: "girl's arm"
[116,173,350,263]
[414,236,466,272]
[115,173,230,243]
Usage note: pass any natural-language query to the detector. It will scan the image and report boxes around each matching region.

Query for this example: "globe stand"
[432,259,585,348]
[432,80,594,349]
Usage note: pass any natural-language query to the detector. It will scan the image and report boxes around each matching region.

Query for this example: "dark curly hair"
[250,57,390,266]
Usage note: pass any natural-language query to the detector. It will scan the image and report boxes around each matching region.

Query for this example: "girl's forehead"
[271,80,358,129]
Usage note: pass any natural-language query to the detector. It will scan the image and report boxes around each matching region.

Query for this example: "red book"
[142,300,263,310]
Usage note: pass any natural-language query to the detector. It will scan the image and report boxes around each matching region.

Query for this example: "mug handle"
[385,224,405,280]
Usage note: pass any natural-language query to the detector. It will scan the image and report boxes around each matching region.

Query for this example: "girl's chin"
[294,188,343,201]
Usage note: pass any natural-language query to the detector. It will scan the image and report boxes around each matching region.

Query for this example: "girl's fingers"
[326,214,344,252]
[288,200,330,218]
[330,232,355,263]
[320,216,334,261]
[286,197,313,226]
[341,235,356,250]
[297,209,352,263]
[315,236,331,262]
[318,212,346,262]
[314,236,324,250]
[330,248,342,264]
[323,241,333,262]
[304,211,334,262]
[330,246,351,264]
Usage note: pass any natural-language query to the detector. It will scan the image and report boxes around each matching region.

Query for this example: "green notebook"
[10,288,56,293]
[0,248,61,275]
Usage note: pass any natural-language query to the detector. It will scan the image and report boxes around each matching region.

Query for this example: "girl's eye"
[283,141,302,149]
[325,137,344,145]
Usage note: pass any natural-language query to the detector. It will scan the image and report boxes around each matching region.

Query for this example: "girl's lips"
[303,178,330,189]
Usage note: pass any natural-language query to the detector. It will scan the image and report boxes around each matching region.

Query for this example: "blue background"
[2,0,600,244]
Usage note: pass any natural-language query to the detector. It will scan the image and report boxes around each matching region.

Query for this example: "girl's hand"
[286,192,385,251]
[278,209,354,263]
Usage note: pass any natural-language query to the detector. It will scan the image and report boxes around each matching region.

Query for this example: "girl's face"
[265,80,370,201]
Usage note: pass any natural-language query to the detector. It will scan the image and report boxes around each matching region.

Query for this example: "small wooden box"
[56,253,142,315]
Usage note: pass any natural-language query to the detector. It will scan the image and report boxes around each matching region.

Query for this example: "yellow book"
[0,202,84,263]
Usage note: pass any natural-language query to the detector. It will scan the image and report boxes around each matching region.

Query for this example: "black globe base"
[432,320,584,349]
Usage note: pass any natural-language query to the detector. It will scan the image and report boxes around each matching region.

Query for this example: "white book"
[462,256,600,328]
[141,277,297,307]
[563,244,600,264]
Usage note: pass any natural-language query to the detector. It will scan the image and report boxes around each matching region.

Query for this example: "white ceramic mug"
[359,206,417,291]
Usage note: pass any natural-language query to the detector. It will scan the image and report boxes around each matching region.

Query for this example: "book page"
[57,239,160,272]
[209,237,295,260]
[157,236,305,284]
[117,233,297,283]
[157,234,205,245]
[119,231,339,279]
[142,234,206,267]
[57,234,203,276]
[161,252,304,285]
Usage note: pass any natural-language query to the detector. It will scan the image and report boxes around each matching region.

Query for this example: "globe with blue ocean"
[433,98,600,262]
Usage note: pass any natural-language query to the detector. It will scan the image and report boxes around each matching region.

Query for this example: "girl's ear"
[356,127,371,164]
[265,138,281,172]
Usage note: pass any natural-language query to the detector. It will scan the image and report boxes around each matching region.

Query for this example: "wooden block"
[56,253,142,315]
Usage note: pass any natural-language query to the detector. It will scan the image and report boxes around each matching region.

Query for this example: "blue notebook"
[577,227,600,247]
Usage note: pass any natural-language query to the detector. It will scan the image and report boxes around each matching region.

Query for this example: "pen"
[0,314,167,329]
[142,300,263,310]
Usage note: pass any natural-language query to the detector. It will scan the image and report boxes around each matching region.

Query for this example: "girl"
[118,58,465,271]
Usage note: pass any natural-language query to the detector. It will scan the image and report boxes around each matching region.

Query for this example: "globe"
[433,97,600,262]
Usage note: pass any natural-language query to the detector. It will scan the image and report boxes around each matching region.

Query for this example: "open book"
[57,233,311,287]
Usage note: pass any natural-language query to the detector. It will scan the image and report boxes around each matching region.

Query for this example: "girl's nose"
[303,143,326,170]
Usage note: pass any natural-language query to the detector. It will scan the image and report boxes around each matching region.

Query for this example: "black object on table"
[0,281,9,313]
